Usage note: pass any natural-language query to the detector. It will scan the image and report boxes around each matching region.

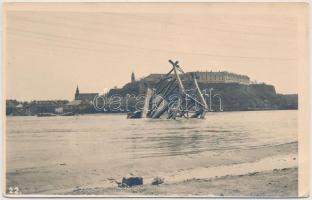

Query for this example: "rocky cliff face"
[196,83,297,111]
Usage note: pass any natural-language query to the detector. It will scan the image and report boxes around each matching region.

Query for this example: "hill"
[107,80,297,112]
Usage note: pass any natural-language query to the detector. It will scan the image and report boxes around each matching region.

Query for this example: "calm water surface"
[6,110,297,193]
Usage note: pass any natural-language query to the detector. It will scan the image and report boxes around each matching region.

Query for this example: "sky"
[4,3,308,101]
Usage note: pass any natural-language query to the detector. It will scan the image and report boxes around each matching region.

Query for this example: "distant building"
[187,71,250,85]
[131,72,136,83]
[16,104,23,108]
[143,74,163,82]
[29,100,59,114]
[69,85,99,113]
[64,99,94,114]
[67,100,83,106]
[74,85,99,103]
[143,71,250,85]
[55,107,64,114]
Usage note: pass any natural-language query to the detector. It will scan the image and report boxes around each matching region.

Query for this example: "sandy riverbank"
[66,167,297,197]
[6,141,298,196]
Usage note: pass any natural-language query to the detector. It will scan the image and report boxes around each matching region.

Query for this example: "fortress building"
[143,71,250,85]
[189,71,250,85]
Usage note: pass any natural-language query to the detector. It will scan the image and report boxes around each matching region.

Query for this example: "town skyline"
[5,3,304,101]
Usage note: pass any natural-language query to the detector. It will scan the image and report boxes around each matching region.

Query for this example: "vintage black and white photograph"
[3,2,309,197]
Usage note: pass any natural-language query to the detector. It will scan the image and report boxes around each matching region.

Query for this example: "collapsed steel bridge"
[128,60,208,119]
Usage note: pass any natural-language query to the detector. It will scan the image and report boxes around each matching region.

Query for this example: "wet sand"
[67,167,298,197]
[6,141,298,196]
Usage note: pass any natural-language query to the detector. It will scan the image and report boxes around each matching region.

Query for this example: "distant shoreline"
[6,109,298,117]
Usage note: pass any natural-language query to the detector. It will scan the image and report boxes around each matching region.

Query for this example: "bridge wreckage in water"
[128,60,208,119]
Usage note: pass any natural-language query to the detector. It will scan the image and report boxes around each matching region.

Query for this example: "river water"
[6,110,297,194]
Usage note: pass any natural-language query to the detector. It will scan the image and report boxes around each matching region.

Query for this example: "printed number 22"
[8,187,20,194]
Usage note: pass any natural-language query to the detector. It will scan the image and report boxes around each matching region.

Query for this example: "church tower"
[131,72,135,83]
[75,85,79,100]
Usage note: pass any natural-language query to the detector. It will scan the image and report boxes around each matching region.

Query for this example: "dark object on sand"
[118,177,143,187]
[151,177,164,185]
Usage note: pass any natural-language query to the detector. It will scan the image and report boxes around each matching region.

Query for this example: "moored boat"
[37,113,57,117]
